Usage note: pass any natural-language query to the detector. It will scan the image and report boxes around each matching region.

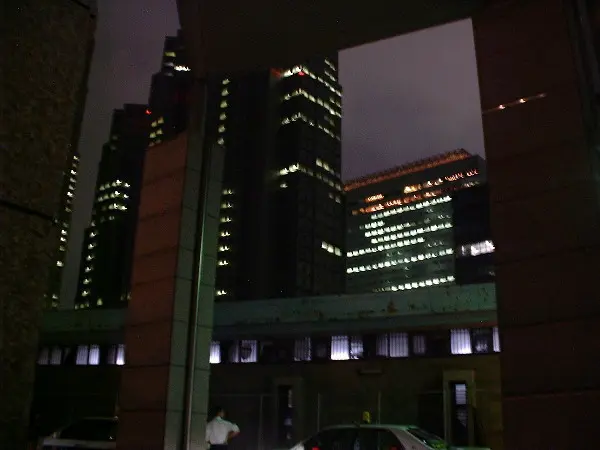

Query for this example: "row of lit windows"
[216,80,230,145]
[371,196,451,220]
[277,163,342,191]
[369,221,452,245]
[347,247,454,274]
[321,241,342,256]
[376,275,455,292]
[281,65,342,98]
[328,192,342,204]
[209,327,500,364]
[401,170,479,197]
[282,89,341,118]
[363,220,414,237]
[96,191,129,203]
[349,222,452,257]
[281,112,341,141]
[348,236,426,259]
[316,158,339,177]
[99,180,130,191]
[37,344,125,366]
[324,58,336,72]
[37,327,499,368]
[151,117,164,128]
[458,240,495,257]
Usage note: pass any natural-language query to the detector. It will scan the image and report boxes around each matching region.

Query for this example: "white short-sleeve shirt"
[205,417,240,444]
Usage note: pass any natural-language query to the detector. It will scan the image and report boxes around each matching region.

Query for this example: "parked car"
[41,417,117,449]
[288,424,491,450]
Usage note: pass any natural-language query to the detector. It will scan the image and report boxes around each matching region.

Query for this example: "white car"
[41,417,117,449]
[289,424,491,450]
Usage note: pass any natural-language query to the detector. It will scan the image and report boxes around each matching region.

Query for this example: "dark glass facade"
[75,105,150,308]
[452,183,494,285]
[345,150,487,294]
[205,58,346,300]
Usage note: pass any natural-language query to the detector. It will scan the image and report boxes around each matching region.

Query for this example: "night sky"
[60,0,484,306]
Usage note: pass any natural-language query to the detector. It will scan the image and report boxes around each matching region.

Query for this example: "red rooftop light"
[145,109,151,115]
[298,71,305,76]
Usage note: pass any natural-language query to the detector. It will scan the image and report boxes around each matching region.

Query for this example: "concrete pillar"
[116,81,223,449]
[473,0,600,447]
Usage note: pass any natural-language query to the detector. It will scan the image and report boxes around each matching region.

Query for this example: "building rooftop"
[343,149,472,192]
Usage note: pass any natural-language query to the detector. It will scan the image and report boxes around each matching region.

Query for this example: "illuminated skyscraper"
[75,104,150,308]
[345,150,488,294]
[206,56,345,300]
[45,152,81,309]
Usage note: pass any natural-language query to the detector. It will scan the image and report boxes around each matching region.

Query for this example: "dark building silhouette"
[345,150,487,294]
[452,183,494,285]
[75,105,150,308]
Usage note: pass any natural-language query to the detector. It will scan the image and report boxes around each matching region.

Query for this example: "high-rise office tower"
[345,150,487,294]
[147,30,193,145]
[206,58,345,300]
[75,104,150,308]
[45,152,81,309]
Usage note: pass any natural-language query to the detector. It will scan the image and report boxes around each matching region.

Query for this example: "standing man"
[205,406,240,450]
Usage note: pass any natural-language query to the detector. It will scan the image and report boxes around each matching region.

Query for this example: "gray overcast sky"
[61,0,484,306]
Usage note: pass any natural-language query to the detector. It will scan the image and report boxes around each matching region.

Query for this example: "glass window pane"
[50,346,62,365]
[294,337,312,361]
[450,329,472,355]
[37,348,50,365]
[240,340,257,363]
[493,326,501,352]
[210,341,221,364]
[331,335,349,360]
[75,345,89,365]
[88,344,100,365]
[389,333,409,358]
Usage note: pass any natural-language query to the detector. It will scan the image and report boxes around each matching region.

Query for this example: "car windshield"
[406,427,448,449]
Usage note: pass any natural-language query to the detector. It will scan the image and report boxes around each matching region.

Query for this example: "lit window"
[96,299,103,306]
[75,345,89,365]
[450,329,472,355]
[88,345,100,365]
[210,341,221,364]
[331,336,349,360]
[222,78,230,85]
[412,335,427,355]
[294,337,311,361]
[493,327,501,352]
[220,217,232,223]
[116,344,125,365]
[49,346,62,365]
[220,231,230,237]
[217,138,225,145]
[218,246,230,252]
[219,113,227,120]
[56,261,64,267]
[218,125,226,133]
[218,260,229,266]
[83,278,91,285]
[221,89,229,96]
[458,240,495,257]
[37,348,49,365]
[216,290,227,296]
[229,340,258,363]
[220,101,228,108]
[82,290,90,297]
[376,333,409,358]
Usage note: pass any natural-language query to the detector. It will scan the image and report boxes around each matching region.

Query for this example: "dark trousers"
[211,444,228,450]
